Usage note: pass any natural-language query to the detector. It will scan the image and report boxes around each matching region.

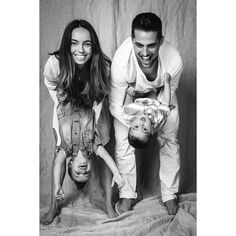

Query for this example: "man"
[109,12,183,215]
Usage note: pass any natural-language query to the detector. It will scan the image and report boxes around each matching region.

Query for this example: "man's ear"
[159,36,164,45]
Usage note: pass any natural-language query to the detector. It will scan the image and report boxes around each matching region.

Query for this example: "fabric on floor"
[40,193,196,236]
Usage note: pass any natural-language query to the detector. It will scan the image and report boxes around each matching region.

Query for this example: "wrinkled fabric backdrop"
[40,0,196,205]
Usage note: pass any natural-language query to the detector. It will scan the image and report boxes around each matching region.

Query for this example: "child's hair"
[68,164,87,190]
[50,19,111,108]
[128,129,150,149]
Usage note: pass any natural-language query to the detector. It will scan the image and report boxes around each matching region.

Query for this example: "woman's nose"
[77,44,84,53]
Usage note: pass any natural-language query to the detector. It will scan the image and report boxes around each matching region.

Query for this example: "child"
[123,72,173,149]
[53,97,124,202]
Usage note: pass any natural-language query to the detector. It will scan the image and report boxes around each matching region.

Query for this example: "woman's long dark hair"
[50,20,111,108]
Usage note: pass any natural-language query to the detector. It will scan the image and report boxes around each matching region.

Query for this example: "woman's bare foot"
[164,199,179,215]
[40,201,61,225]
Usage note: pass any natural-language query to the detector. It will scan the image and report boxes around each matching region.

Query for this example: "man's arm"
[167,53,183,98]
[109,62,129,127]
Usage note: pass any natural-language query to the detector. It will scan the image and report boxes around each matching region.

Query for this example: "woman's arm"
[96,145,124,188]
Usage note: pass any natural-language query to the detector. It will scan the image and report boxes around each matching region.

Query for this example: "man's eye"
[148,44,156,49]
[136,43,143,48]
[134,125,139,128]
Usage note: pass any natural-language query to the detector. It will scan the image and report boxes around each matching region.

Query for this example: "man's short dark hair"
[128,129,150,149]
[131,12,163,40]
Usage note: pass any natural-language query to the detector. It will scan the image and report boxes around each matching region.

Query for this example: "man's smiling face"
[132,29,162,69]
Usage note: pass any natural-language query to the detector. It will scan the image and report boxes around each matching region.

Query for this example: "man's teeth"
[141,56,151,61]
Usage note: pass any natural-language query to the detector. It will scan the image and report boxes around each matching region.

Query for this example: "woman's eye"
[84,43,91,47]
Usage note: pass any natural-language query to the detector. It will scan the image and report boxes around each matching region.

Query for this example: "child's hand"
[111,174,125,189]
[55,186,64,201]
[126,86,135,96]
[162,72,171,83]
[159,104,170,117]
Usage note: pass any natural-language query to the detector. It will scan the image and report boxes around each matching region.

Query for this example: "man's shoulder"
[112,37,133,67]
[160,40,182,62]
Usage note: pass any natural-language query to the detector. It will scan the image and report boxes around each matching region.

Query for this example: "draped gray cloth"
[40,0,196,234]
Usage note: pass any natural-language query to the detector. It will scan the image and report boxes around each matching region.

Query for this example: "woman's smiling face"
[70,27,92,68]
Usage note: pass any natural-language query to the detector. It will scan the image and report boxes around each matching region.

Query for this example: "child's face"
[130,114,152,141]
[69,150,92,182]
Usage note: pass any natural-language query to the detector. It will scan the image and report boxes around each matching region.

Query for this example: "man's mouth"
[140,55,151,62]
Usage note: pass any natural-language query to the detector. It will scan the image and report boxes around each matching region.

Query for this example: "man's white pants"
[113,93,180,202]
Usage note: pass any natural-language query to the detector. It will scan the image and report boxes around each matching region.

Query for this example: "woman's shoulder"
[44,54,60,79]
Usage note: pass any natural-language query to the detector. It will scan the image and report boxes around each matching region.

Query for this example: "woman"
[40,20,120,225]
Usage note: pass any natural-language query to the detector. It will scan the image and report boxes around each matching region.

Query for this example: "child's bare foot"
[164,199,179,215]
[115,198,132,215]
[40,201,61,225]
[106,203,118,218]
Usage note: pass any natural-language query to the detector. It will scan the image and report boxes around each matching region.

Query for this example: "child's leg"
[99,157,117,218]
[40,138,67,225]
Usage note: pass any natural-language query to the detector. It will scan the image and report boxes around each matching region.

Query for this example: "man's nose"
[142,47,148,56]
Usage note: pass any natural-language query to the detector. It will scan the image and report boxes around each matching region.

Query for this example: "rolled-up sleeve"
[168,52,183,97]
[43,56,59,104]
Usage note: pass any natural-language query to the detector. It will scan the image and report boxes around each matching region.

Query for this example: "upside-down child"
[41,92,124,224]
[123,72,174,148]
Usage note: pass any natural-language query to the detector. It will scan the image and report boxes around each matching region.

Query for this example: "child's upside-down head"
[128,114,153,149]
[68,150,92,187]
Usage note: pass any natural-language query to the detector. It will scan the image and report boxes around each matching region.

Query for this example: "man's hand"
[55,186,64,201]
[111,174,125,189]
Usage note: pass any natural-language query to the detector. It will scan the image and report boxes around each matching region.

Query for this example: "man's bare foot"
[40,201,61,225]
[164,199,179,215]
[106,203,118,218]
[117,198,133,214]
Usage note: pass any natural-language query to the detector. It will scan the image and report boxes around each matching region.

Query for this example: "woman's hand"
[93,100,103,124]
[111,174,125,189]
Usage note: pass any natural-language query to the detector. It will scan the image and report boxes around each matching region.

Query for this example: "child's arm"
[124,86,135,105]
[53,149,67,200]
[161,72,171,107]
[158,73,171,119]
[96,145,124,189]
